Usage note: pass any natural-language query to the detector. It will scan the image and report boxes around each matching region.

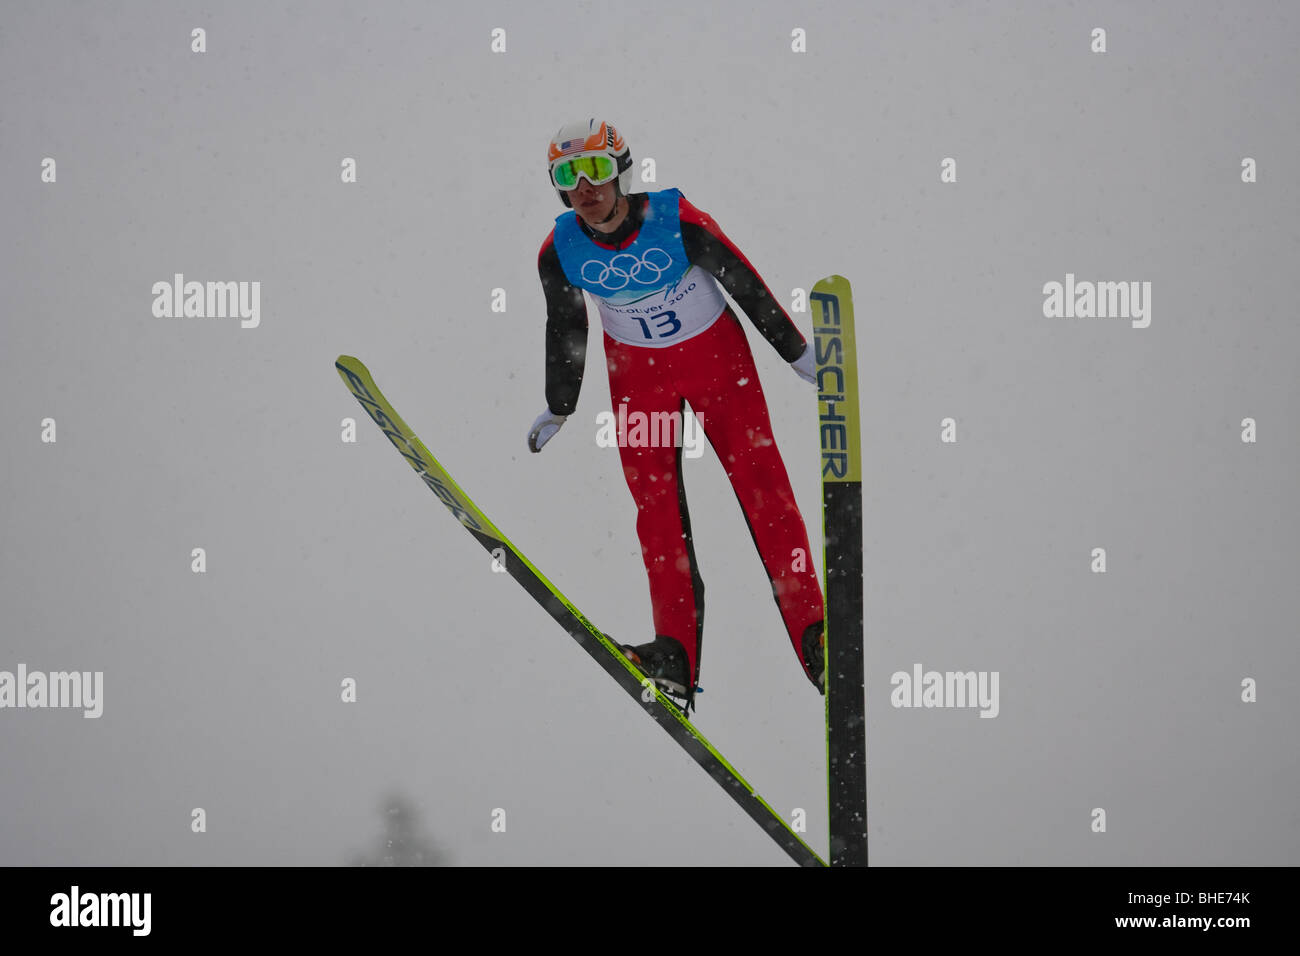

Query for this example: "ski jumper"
[537,189,824,689]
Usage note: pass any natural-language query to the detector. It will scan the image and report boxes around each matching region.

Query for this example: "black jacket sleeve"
[538,235,589,416]
[677,194,807,362]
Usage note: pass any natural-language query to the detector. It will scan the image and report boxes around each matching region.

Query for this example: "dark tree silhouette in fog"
[350,794,448,866]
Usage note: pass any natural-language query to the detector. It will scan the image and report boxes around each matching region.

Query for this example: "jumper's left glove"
[790,344,816,384]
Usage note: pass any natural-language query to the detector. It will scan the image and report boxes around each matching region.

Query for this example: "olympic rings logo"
[580,248,674,291]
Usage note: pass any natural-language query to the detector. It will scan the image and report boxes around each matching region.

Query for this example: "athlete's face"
[568,176,619,227]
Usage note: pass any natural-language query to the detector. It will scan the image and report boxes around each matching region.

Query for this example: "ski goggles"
[550,154,619,190]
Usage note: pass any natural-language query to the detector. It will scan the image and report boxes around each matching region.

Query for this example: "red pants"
[604,310,825,686]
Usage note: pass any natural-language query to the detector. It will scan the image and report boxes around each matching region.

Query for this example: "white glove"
[790,344,816,384]
[527,407,568,453]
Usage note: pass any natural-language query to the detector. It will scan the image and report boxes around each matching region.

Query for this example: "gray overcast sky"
[1,0,1296,865]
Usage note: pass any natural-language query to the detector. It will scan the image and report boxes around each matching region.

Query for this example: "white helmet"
[547,119,634,208]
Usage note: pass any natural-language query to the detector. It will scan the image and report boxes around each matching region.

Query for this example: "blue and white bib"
[552,189,726,348]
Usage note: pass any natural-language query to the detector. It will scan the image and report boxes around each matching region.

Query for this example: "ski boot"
[619,634,692,709]
[801,621,825,695]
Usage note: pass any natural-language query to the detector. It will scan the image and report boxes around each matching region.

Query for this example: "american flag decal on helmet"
[548,120,627,164]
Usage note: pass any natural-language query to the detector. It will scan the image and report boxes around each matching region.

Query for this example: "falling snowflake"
[737,377,749,386]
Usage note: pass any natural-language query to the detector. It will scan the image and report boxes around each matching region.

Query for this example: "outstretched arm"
[677,195,808,363]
